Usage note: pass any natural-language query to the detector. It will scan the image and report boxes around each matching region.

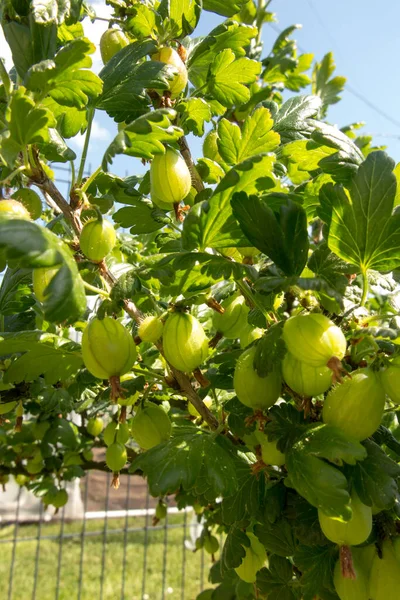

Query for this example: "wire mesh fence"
[0,472,210,600]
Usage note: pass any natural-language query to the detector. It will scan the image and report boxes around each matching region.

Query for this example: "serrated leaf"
[231,192,309,276]
[273,95,322,143]
[0,268,35,315]
[158,0,202,37]
[302,424,367,467]
[188,21,257,88]
[102,109,183,168]
[307,243,349,300]
[177,98,212,136]
[203,0,248,17]
[257,557,299,600]
[38,127,76,163]
[0,332,82,384]
[349,439,400,511]
[217,108,280,165]
[293,544,337,600]
[182,154,276,251]
[254,520,296,557]
[311,121,364,183]
[126,4,158,39]
[208,48,261,107]
[312,52,346,117]
[113,199,170,235]
[197,158,226,184]
[253,323,286,377]
[222,526,250,569]
[319,151,400,272]
[264,403,309,453]
[0,219,86,323]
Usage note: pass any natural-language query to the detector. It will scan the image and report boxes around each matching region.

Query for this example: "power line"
[267,20,400,131]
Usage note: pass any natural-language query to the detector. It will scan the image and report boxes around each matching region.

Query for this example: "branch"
[178,136,204,194]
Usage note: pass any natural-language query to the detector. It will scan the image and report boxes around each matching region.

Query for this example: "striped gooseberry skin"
[212,293,249,339]
[80,218,116,262]
[138,315,164,343]
[283,313,346,367]
[100,28,129,64]
[150,148,191,206]
[151,47,188,98]
[233,345,281,410]
[162,312,209,373]
[318,491,372,546]
[282,352,333,397]
[81,317,137,380]
[131,402,171,450]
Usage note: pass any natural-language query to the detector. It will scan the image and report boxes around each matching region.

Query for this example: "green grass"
[0,513,216,600]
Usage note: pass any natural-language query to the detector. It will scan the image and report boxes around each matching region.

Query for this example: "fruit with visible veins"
[150,148,191,207]
[283,313,346,367]
[234,346,281,410]
[151,47,188,98]
[80,217,116,262]
[0,199,31,220]
[318,491,372,546]
[282,352,333,396]
[333,552,369,600]
[81,317,137,380]
[369,539,400,600]
[212,293,249,339]
[11,188,42,219]
[163,312,209,373]
[138,316,164,343]
[100,28,129,64]
[323,369,385,441]
[131,402,171,449]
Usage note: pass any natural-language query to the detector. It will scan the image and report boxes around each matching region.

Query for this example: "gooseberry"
[131,402,171,450]
[233,346,281,410]
[282,352,333,396]
[212,293,249,339]
[163,312,209,373]
[150,148,192,206]
[80,217,116,262]
[151,47,188,98]
[138,316,164,344]
[100,28,129,64]
[318,491,372,546]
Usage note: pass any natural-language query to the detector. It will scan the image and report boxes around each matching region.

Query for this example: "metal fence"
[1,473,212,600]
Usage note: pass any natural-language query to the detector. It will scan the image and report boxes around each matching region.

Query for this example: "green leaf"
[42,97,87,138]
[254,520,296,557]
[217,108,280,165]
[349,439,400,511]
[197,158,226,184]
[102,109,183,168]
[1,87,56,163]
[222,526,250,569]
[257,557,299,600]
[113,199,171,235]
[188,21,257,88]
[273,95,322,143]
[0,332,82,385]
[131,427,239,499]
[294,544,337,600]
[182,154,276,251]
[0,268,35,316]
[286,440,351,520]
[97,40,176,122]
[319,151,400,272]
[126,4,159,39]
[208,48,261,107]
[25,38,102,110]
[0,219,86,324]
[264,403,309,454]
[253,323,286,377]
[38,128,77,163]
[176,98,212,137]
[311,121,364,183]
[231,192,309,276]
[301,424,367,467]
[203,0,248,17]
[312,52,346,117]
[158,0,202,37]
[307,243,349,301]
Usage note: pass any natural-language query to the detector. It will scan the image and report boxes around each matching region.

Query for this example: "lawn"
[0,513,217,600]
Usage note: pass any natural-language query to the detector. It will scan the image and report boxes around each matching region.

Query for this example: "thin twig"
[178,136,204,193]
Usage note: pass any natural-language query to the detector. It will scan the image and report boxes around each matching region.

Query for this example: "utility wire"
[267,19,400,131]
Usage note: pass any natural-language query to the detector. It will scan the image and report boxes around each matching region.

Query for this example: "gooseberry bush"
[1,0,400,598]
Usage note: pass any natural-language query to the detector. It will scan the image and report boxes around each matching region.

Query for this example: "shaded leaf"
[208,48,261,107]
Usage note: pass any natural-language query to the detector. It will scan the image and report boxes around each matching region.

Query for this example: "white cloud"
[71,119,111,150]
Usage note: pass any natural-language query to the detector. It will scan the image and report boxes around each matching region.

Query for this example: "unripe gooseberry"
[151,47,188,98]
[150,148,192,206]
[239,326,263,349]
[81,317,137,380]
[369,539,400,600]
[282,352,333,397]
[234,532,267,584]
[43,489,69,508]
[282,313,346,367]
[86,417,104,437]
[32,267,59,303]
[318,491,372,546]
[80,217,116,262]
[100,28,129,64]
[106,442,127,472]
[163,312,209,373]
[0,199,30,220]
[234,346,281,410]
[138,316,164,343]
[188,396,212,418]
[204,535,219,554]
[333,553,369,600]
[15,474,29,486]
[155,500,167,520]
[255,430,285,466]
[380,356,400,404]
[103,421,130,446]
[131,402,171,450]
[212,293,249,339]
[323,369,385,441]
[11,188,42,219]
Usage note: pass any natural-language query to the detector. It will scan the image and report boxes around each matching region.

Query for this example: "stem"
[22,148,30,171]
[0,165,27,185]
[0,58,11,100]
[190,83,207,97]
[360,269,369,307]
[0,314,4,331]
[81,165,102,194]
[236,279,273,322]
[77,107,95,185]
[83,280,110,298]
[70,160,76,188]
[177,136,204,193]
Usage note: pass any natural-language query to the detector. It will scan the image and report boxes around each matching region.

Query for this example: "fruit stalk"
[177,136,204,193]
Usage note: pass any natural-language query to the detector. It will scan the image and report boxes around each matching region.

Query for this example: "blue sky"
[2,0,400,184]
